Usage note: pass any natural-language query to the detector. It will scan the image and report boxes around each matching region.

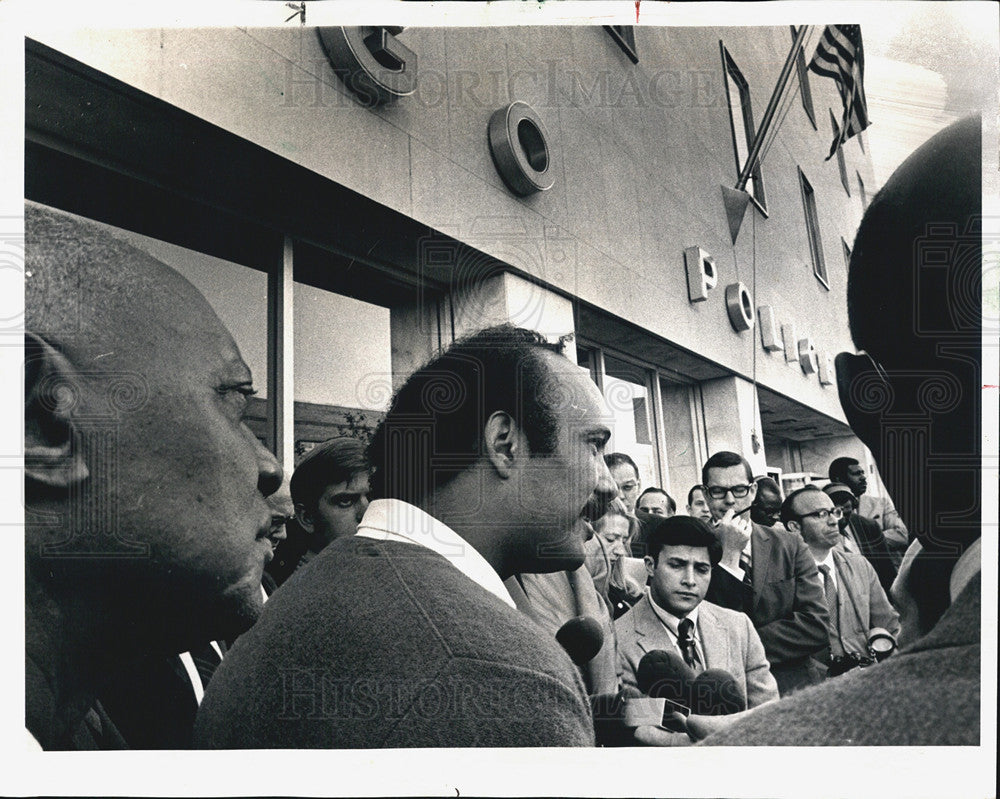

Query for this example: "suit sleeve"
[863,558,901,639]
[741,615,780,708]
[755,537,830,665]
[706,565,745,612]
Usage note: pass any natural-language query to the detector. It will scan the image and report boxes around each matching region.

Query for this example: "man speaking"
[196,326,619,747]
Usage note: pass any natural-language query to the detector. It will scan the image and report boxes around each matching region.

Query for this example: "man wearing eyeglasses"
[782,486,899,680]
[701,452,829,696]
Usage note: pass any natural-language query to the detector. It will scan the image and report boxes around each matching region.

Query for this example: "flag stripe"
[808,24,870,158]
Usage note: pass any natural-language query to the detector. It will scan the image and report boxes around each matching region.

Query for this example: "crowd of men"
[24,118,982,750]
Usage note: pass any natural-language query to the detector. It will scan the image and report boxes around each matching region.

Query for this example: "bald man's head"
[24,202,282,653]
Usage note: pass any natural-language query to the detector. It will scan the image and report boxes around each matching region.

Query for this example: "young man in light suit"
[616,516,779,711]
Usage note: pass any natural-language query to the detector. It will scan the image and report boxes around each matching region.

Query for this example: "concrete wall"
[34,25,874,427]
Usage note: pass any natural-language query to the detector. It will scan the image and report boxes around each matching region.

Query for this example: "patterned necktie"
[817,564,844,657]
[677,617,702,670]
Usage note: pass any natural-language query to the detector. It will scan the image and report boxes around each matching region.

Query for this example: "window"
[604,26,638,64]
[831,109,850,195]
[856,129,866,153]
[603,354,659,491]
[799,168,828,288]
[721,44,766,209]
[857,171,868,209]
[791,26,816,128]
[842,237,852,270]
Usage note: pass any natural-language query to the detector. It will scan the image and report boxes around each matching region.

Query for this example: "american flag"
[809,25,871,160]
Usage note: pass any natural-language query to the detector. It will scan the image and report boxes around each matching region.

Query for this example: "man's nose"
[681,566,696,585]
[246,427,283,498]
[595,459,619,504]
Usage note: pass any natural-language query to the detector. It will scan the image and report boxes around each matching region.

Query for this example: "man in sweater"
[195,325,619,747]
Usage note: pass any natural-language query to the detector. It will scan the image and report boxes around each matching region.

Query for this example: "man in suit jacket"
[823,482,898,592]
[783,486,900,676]
[616,516,778,745]
[196,326,619,747]
[704,117,982,749]
[701,452,830,696]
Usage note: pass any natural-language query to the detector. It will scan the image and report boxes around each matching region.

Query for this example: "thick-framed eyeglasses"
[797,507,844,522]
[703,484,753,500]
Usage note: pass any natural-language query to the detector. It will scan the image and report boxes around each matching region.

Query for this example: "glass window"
[798,168,828,289]
[292,283,392,455]
[792,26,816,129]
[722,45,766,209]
[658,378,700,502]
[602,354,658,491]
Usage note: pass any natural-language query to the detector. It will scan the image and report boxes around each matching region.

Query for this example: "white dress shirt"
[356,498,516,609]
[647,589,705,666]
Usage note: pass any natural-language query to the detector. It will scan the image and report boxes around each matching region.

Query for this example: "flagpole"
[736,24,811,191]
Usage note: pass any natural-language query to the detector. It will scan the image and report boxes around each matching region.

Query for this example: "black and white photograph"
[1,1,996,796]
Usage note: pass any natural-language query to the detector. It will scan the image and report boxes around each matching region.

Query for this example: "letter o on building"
[725,282,755,332]
[488,101,554,196]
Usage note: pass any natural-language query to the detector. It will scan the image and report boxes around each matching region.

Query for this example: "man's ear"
[483,410,519,478]
[294,503,315,534]
[644,555,655,580]
[835,351,884,460]
[24,332,89,489]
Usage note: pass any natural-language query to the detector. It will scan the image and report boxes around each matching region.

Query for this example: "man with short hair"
[617,517,778,745]
[822,482,897,593]
[636,487,676,519]
[24,203,284,749]
[782,486,900,678]
[701,451,829,695]
[705,117,981,746]
[686,485,712,522]
[605,452,641,515]
[266,436,370,586]
[749,477,783,528]
[196,325,619,747]
[829,456,908,556]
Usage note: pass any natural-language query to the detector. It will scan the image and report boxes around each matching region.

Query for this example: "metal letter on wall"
[317,27,417,105]
[798,337,819,374]
[757,305,783,352]
[684,246,717,303]
[725,282,755,332]
[817,351,835,385]
[781,323,798,363]
[487,101,554,196]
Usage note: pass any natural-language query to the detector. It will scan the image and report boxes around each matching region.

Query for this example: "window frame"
[791,26,817,129]
[720,42,767,214]
[798,167,829,290]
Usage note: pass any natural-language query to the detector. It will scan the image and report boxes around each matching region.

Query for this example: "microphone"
[555,616,604,667]
[688,669,745,715]
[636,649,694,707]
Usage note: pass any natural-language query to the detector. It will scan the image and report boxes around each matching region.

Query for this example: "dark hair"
[367,325,565,505]
[828,457,860,485]
[701,451,753,486]
[604,452,639,479]
[645,516,722,566]
[754,476,782,500]
[290,437,368,514]
[780,485,824,529]
[686,484,706,507]
[638,487,676,514]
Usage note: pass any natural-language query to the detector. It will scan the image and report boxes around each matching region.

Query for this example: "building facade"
[25,24,885,499]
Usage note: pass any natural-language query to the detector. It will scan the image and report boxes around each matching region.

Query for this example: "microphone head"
[689,668,745,715]
[636,649,694,705]
[555,615,604,667]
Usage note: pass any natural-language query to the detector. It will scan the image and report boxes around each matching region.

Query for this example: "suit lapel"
[632,595,681,658]
[697,604,729,670]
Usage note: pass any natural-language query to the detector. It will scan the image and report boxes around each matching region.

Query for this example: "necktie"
[189,641,224,692]
[677,617,702,670]
[817,564,844,657]
[739,551,754,611]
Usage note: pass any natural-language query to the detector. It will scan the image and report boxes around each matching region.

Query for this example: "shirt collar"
[815,548,837,588]
[647,589,700,637]
[356,498,516,609]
